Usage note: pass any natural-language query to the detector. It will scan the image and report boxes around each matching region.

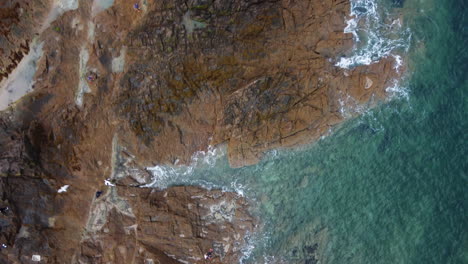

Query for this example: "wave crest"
[336,0,411,69]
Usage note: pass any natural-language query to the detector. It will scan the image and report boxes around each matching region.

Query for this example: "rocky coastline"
[0,0,401,263]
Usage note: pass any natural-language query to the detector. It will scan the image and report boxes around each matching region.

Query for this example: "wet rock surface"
[0,0,402,262]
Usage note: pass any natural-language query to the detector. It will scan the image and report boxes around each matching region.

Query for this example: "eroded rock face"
[0,0,402,262]
[113,0,399,167]
[0,0,52,81]
[76,186,255,264]
[0,113,255,263]
[3,0,401,169]
[0,116,62,264]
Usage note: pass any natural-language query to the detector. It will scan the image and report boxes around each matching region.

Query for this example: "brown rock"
[0,0,404,262]
[75,185,255,264]
[0,0,52,82]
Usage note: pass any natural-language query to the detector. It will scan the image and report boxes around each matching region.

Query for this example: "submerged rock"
[353,6,368,14]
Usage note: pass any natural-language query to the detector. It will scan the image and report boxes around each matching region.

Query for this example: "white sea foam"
[264,149,279,160]
[191,144,224,167]
[239,228,274,264]
[143,145,226,189]
[144,165,177,187]
[338,97,349,118]
[336,0,411,69]
[239,231,256,263]
[336,0,412,125]
[338,93,369,119]
[227,180,247,197]
[356,110,386,134]
[344,17,359,40]
[143,146,270,263]
[385,79,409,100]
[392,54,403,72]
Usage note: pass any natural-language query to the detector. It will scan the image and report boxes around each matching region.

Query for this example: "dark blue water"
[148,0,468,262]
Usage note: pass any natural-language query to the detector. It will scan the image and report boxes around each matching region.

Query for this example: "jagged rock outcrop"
[76,186,255,264]
[113,0,399,167]
[0,112,256,263]
[0,115,61,264]
[4,0,401,169]
[0,0,52,81]
[0,0,402,262]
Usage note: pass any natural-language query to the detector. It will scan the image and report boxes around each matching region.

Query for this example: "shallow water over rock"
[144,0,467,262]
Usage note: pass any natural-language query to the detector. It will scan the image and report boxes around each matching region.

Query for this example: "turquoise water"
[148,0,468,262]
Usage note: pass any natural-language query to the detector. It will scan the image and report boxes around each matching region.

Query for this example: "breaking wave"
[140,2,415,263]
[143,145,228,189]
[335,0,411,69]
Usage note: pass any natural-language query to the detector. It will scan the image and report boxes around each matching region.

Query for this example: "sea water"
[146,0,467,262]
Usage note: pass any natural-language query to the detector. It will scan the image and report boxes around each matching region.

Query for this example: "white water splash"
[229,181,247,197]
[385,79,409,100]
[143,145,226,189]
[392,54,403,72]
[338,93,370,119]
[239,231,257,263]
[344,17,359,39]
[239,229,275,264]
[264,149,279,160]
[191,145,224,167]
[336,0,411,69]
